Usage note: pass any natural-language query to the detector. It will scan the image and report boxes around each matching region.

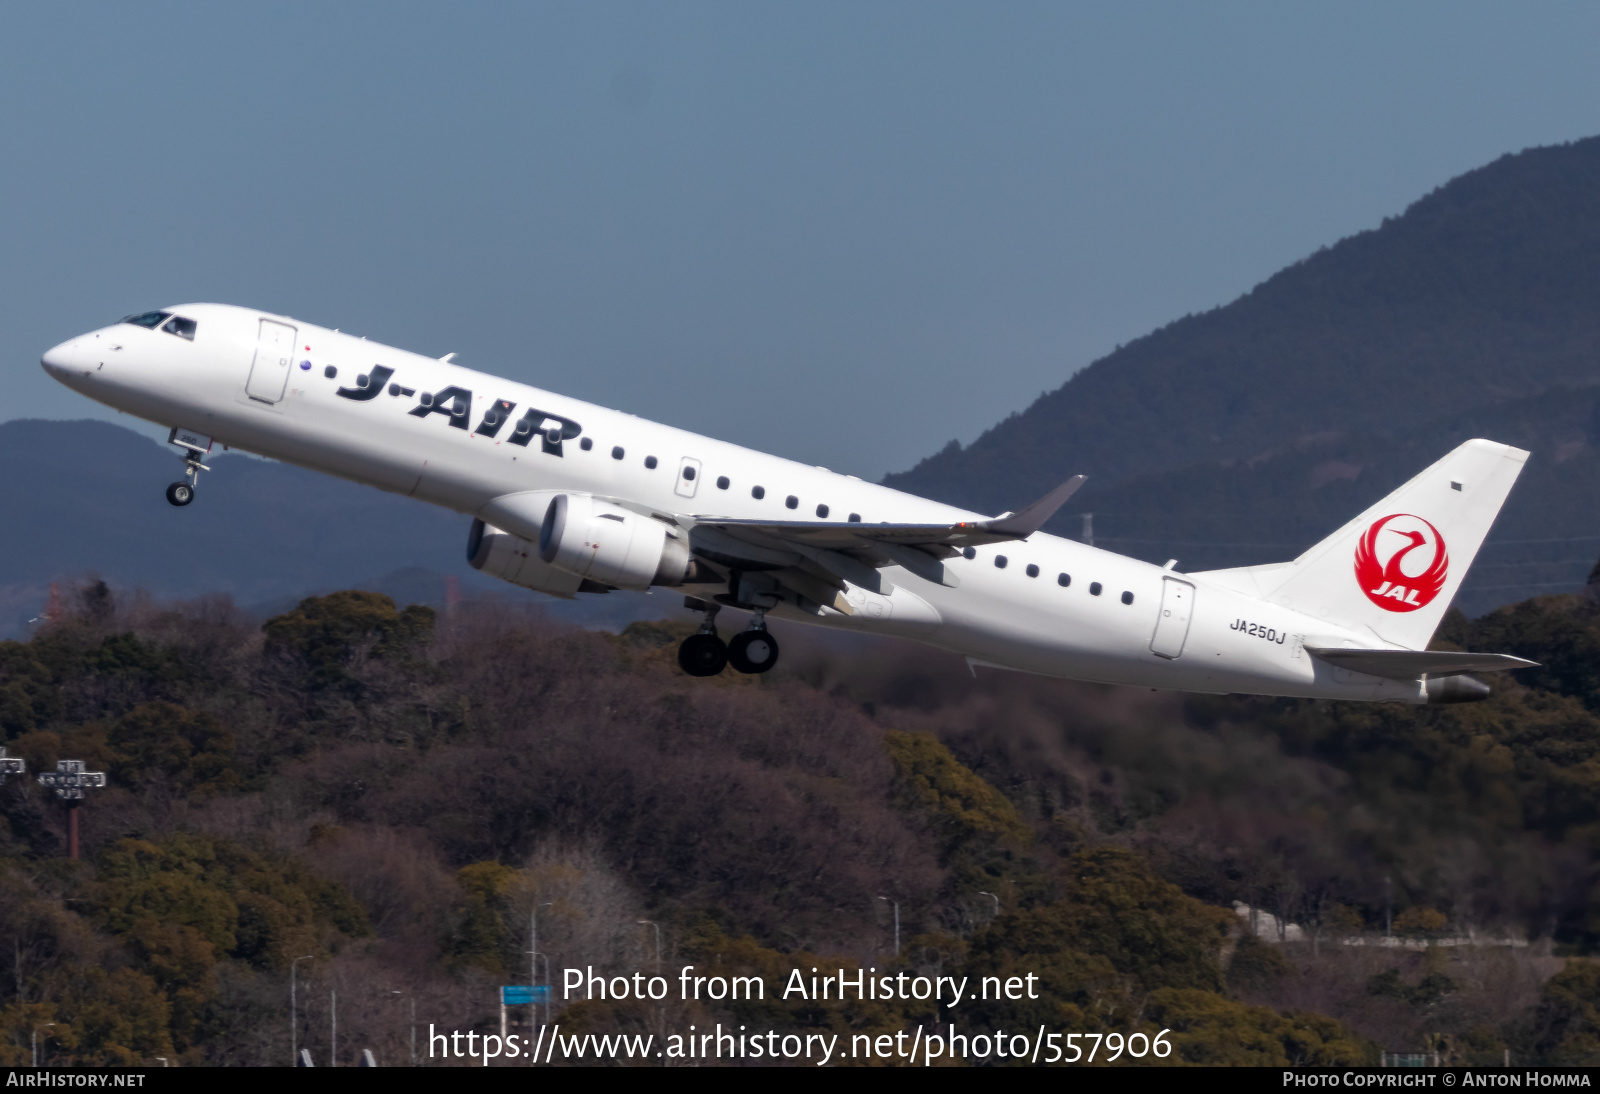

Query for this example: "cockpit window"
[162,316,197,340]
[121,311,171,328]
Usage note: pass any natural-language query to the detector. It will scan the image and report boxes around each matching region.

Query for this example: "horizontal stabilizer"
[1307,647,1537,680]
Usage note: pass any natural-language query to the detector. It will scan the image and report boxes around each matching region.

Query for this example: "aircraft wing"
[1306,647,1538,679]
[688,476,1088,598]
[690,476,1086,551]
[685,477,1084,593]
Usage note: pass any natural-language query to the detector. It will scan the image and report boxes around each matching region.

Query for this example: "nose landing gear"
[165,448,208,507]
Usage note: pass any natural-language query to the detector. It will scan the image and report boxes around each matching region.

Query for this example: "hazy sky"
[7,2,1600,479]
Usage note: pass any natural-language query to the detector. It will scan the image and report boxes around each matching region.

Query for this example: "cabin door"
[1150,577,1195,659]
[246,319,297,404]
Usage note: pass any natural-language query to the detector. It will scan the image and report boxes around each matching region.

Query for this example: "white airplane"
[41,304,1536,701]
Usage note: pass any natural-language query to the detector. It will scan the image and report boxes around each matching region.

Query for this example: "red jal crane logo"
[1354,514,1449,613]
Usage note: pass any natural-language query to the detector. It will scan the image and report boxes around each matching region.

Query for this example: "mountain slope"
[883,137,1600,612]
[888,137,1600,505]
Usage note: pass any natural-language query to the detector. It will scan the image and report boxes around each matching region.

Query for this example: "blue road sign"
[501,985,549,1005]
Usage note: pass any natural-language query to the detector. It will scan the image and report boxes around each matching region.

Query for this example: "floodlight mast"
[36,760,106,859]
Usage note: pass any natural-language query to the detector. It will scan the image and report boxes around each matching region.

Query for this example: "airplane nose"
[41,338,79,374]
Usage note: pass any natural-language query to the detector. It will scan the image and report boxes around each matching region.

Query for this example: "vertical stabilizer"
[1197,439,1528,650]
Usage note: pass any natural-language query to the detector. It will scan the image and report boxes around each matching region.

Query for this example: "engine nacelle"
[467,519,585,597]
[538,493,694,590]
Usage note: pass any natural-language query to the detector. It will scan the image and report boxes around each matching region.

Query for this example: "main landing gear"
[165,447,209,507]
[728,628,779,674]
[677,602,780,677]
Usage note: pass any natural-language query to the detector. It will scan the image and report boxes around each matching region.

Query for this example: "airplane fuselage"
[41,303,1432,702]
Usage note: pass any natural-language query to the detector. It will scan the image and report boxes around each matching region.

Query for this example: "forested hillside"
[2,582,1600,1064]
[885,138,1600,614]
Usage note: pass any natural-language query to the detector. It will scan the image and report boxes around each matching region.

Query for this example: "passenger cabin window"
[717,476,730,490]
[324,366,337,379]
[1057,573,1071,587]
[580,437,593,451]
[816,503,829,518]
[161,316,197,340]
[682,465,696,481]
[1121,591,1134,605]
[612,446,625,460]
[644,456,658,469]
[752,486,765,500]
[785,495,798,509]
[848,513,861,522]
[1089,582,1103,596]
[995,555,1008,569]
[122,311,170,328]
[962,547,976,560]
[1026,564,1039,578]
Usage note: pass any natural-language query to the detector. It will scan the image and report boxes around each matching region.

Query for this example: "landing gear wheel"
[678,632,728,677]
[165,482,194,507]
[728,629,780,674]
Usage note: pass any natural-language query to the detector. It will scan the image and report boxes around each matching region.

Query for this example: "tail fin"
[1194,439,1528,650]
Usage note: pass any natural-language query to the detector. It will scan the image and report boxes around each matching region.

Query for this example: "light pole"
[0,747,24,784]
[31,1023,53,1067]
[638,920,662,968]
[878,897,900,958]
[387,990,413,1067]
[291,955,313,1066]
[979,891,1000,917]
[1384,876,1393,940]
[535,952,552,1031]
[38,760,106,859]
[530,901,551,1038]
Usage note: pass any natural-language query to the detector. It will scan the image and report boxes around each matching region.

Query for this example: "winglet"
[983,476,1086,539]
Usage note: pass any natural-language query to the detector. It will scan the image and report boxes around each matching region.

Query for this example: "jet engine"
[467,519,585,597]
[538,493,696,590]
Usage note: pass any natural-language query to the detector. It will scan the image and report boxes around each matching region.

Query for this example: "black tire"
[727,629,780,674]
[166,482,194,507]
[678,632,728,677]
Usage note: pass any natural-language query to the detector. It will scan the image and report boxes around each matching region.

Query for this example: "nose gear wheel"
[165,446,210,507]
